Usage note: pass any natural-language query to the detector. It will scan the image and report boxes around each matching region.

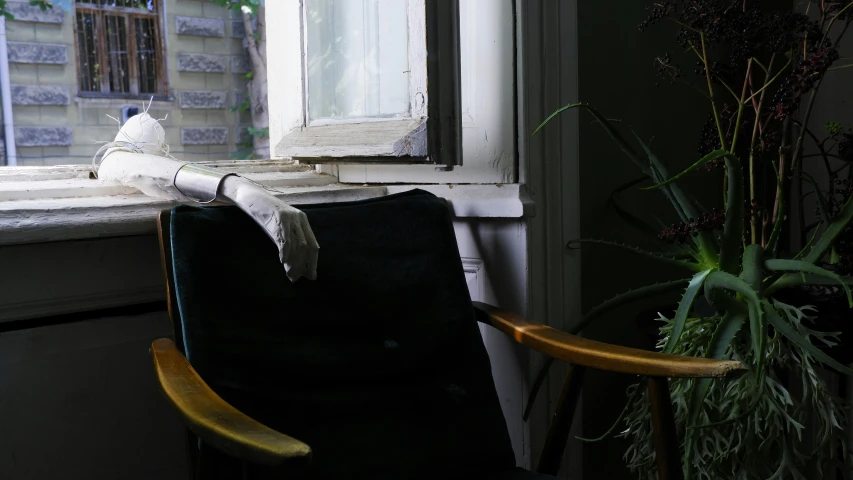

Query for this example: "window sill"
[0,163,532,247]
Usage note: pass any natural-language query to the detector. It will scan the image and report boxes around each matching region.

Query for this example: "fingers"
[301,214,320,280]
[284,217,309,282]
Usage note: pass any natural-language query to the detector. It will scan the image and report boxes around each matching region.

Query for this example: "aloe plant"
[528,2,853,476]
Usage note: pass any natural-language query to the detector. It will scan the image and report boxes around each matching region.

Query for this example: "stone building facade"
[4,0,253,166]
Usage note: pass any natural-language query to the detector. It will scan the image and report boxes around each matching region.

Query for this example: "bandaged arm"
[97,152,319,281]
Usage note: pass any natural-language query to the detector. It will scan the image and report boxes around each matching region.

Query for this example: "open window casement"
[271,0,462,168]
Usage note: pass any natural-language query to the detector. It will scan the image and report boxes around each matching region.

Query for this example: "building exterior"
[3,0,253,166]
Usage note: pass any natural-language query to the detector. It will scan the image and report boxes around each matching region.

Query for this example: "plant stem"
[729,59,752,155]
[820,2,853,47]
[701,32,728,151]
[747,55,775,244]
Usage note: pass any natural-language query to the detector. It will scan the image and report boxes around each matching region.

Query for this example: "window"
[74,1,166,98]
[272,0,462,167]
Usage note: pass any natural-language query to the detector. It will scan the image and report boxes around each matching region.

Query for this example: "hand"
[217,176,319,281]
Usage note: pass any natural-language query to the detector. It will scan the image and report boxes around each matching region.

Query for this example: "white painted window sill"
[0,162,532,247]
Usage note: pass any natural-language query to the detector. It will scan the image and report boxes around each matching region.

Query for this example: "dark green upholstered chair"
[151,189,746,480]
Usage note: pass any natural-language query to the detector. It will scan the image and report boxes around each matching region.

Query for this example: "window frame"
[272,0,461,167]
[72,0,168,100]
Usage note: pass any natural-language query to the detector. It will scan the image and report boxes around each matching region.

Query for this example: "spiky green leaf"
[664,269,713,353]
[567,239,702,271]
[765,259,852,307]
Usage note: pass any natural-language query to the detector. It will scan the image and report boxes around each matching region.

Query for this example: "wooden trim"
[648,377,684,480]
[473,302,747,378]
[150,338,313,467]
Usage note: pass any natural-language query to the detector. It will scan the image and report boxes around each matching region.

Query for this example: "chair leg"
[536,364,586,476]
[647,376,683,480]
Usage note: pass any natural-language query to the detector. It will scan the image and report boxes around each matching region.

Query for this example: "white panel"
[267,0,306,153]
[336,0,516,184]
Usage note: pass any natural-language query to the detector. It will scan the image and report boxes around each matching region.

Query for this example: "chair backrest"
[160,190,516,479]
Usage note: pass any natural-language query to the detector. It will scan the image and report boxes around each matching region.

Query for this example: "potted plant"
[532,1,853,478]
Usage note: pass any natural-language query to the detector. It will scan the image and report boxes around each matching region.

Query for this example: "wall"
[3,0,253,166]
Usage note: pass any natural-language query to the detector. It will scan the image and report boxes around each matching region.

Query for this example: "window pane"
[135,17,159,94]
[75,12,100,92]
[104,15,130,94]
[305,0,409,121]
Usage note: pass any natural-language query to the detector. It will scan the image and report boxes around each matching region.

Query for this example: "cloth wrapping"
[97,151,318,281]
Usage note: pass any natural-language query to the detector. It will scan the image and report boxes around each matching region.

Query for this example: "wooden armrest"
[473,302,746,378]
[150,338,312,467]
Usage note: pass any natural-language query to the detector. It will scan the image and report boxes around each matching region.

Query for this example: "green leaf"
[740,244,764,292]
[764,261,853,307]
[577,383,644,442]
[522,356,554,421]
[640,149,735,191]
[245,71,254,79]
[608,177,662,238]
[766,160,785,254]
[533,103,646,171]
[804,191,853,264]
[764,300,853,375]
[705,271,764,376]
[631,131,719,266]
[567,239,702,271]
[663,269,712,354]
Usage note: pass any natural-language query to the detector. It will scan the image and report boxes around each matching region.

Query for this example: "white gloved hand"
[216,175,319,282]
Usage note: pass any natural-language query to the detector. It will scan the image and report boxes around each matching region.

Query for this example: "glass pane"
[75,12,100,92]
[135,17,159,94]
[305,0,409,121]
[104,15,130,94]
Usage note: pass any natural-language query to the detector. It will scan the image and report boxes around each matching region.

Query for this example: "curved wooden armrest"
[473,302,746,378]
[150,338,312,467]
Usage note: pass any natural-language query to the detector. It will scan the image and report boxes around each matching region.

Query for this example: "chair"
[151,189,745,480]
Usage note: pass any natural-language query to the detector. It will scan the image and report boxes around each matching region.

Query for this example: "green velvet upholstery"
[168,190,557,480]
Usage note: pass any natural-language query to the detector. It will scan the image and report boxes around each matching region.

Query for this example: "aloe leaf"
[522,357,554,421]
[804,191,853,264]
[764,300,853,375]
[567,239,703,271]
[631,131,689,223]
[577,383,644,442]
[533,103,646,171]
[765,273,853,295]
[570,279,690,335]
[767,160,785,254]
[740,244,765,291]
[631,131,719,266]
[640,149,735,191]
[523,279,690,421]
[794,222,822,260]
[663,269,713,354]
[705,271,764,377]
[798,171,832,226]
[608,177,662,238]
[765,259,853,307]
[719,154,745,275]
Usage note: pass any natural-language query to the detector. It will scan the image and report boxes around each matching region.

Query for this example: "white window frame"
[269,0,462,167]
